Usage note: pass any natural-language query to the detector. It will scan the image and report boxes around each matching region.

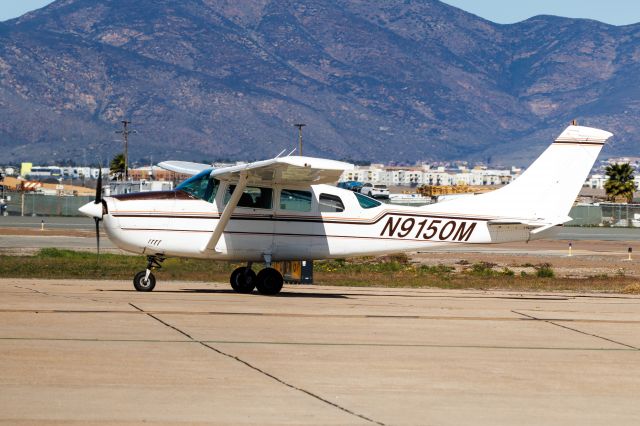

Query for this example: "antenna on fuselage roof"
[275,148,287,158]
[286,147,297,157]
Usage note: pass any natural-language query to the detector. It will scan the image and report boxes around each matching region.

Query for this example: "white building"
[340,164,515,187]
[0,166,16,176]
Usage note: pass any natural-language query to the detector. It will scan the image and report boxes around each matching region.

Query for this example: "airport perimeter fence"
[1,192,94,217]
[567,204,640,227]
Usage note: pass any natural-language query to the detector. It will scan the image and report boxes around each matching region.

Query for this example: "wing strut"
[200,171,248,253]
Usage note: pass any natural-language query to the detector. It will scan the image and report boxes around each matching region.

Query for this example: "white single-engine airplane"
[79,125,612,295]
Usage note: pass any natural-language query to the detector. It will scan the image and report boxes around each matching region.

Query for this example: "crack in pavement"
[13,285,111,304]
[129,303,386,426]
[512,310,639,351]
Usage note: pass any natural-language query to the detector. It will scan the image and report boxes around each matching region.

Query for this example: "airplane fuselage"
[102,183,545,261]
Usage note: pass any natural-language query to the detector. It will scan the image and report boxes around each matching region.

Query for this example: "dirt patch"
[623,283,640,294]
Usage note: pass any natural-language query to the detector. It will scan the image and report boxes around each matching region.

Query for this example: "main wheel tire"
[230,267,256,293]
[133,270,156,292]
[256,267,284,295]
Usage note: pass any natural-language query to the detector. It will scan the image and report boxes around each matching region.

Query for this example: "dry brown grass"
[0,249,637,294]
[314,270,636,293]
[622,283,640,294]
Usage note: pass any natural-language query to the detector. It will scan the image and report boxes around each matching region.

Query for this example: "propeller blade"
[94,217,100,256]
[95,167,102,204]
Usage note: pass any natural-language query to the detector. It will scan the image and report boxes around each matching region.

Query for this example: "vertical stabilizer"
[430,125,613,223]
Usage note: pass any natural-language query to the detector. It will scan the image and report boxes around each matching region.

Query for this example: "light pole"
[294,123,306,156]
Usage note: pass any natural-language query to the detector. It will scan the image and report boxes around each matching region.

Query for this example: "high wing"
[158,156,353,185]
[157,161,211,175]
[209,156,353,185]
[200,156,353,253]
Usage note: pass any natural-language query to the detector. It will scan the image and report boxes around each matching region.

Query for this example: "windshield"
[176,169,219,202]
[355,192,381,209]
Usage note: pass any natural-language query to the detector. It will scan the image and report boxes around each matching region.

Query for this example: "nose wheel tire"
[133,271,156,292]
[230,267,257,293]
[256,267,284,295]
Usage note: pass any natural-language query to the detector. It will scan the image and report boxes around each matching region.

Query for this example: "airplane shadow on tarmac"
[102,289,349,298]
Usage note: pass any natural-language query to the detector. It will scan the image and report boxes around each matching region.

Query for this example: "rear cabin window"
[224,185,273,209]
[176,170,219,203]
[319,193,345,213]
[280,189,312,212]
[355,192,381,209]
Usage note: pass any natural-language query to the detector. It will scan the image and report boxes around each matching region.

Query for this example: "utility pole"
[115,120,136,181]
[293,123,306,156]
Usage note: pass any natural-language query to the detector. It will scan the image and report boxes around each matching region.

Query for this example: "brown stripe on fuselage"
[110,210,493,225]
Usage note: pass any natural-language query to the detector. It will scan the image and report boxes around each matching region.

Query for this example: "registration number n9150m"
[380,216,477,241]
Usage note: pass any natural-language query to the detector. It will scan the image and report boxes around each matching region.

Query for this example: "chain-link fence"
[568,203,640,227]
[566,205,603,226]
[599,203,640,227]
[2,192,94,216]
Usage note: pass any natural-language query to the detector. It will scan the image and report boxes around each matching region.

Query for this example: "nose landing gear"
[133,255,165,292]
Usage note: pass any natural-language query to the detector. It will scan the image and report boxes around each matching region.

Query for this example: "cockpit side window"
[319,193,345,213]
[355,192,381,209]
[224,185,273,209]
[176,170,219,203]
[280,189,312,212]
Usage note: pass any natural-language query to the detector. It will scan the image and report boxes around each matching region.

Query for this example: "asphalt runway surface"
[0,279,639,425]
[0,216,95,230]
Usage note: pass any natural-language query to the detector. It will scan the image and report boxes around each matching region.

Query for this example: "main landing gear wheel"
[230,266,257,293]
[133,270,156,292]
[256,267,284,295]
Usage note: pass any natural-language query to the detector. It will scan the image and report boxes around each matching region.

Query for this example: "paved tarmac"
[0,216,95,230]
[1,279,639,425]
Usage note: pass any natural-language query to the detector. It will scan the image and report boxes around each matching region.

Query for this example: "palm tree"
[110,153,125,181]
[604,163,636,203]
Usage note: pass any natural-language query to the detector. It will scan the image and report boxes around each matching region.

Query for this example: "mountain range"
[0,0,639,165]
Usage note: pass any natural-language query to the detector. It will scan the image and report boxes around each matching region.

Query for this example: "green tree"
[604,163,636,203]
[110,153,125,181]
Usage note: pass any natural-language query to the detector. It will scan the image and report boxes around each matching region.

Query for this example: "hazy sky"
[1,0,639,25]
[0,0,52,21]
